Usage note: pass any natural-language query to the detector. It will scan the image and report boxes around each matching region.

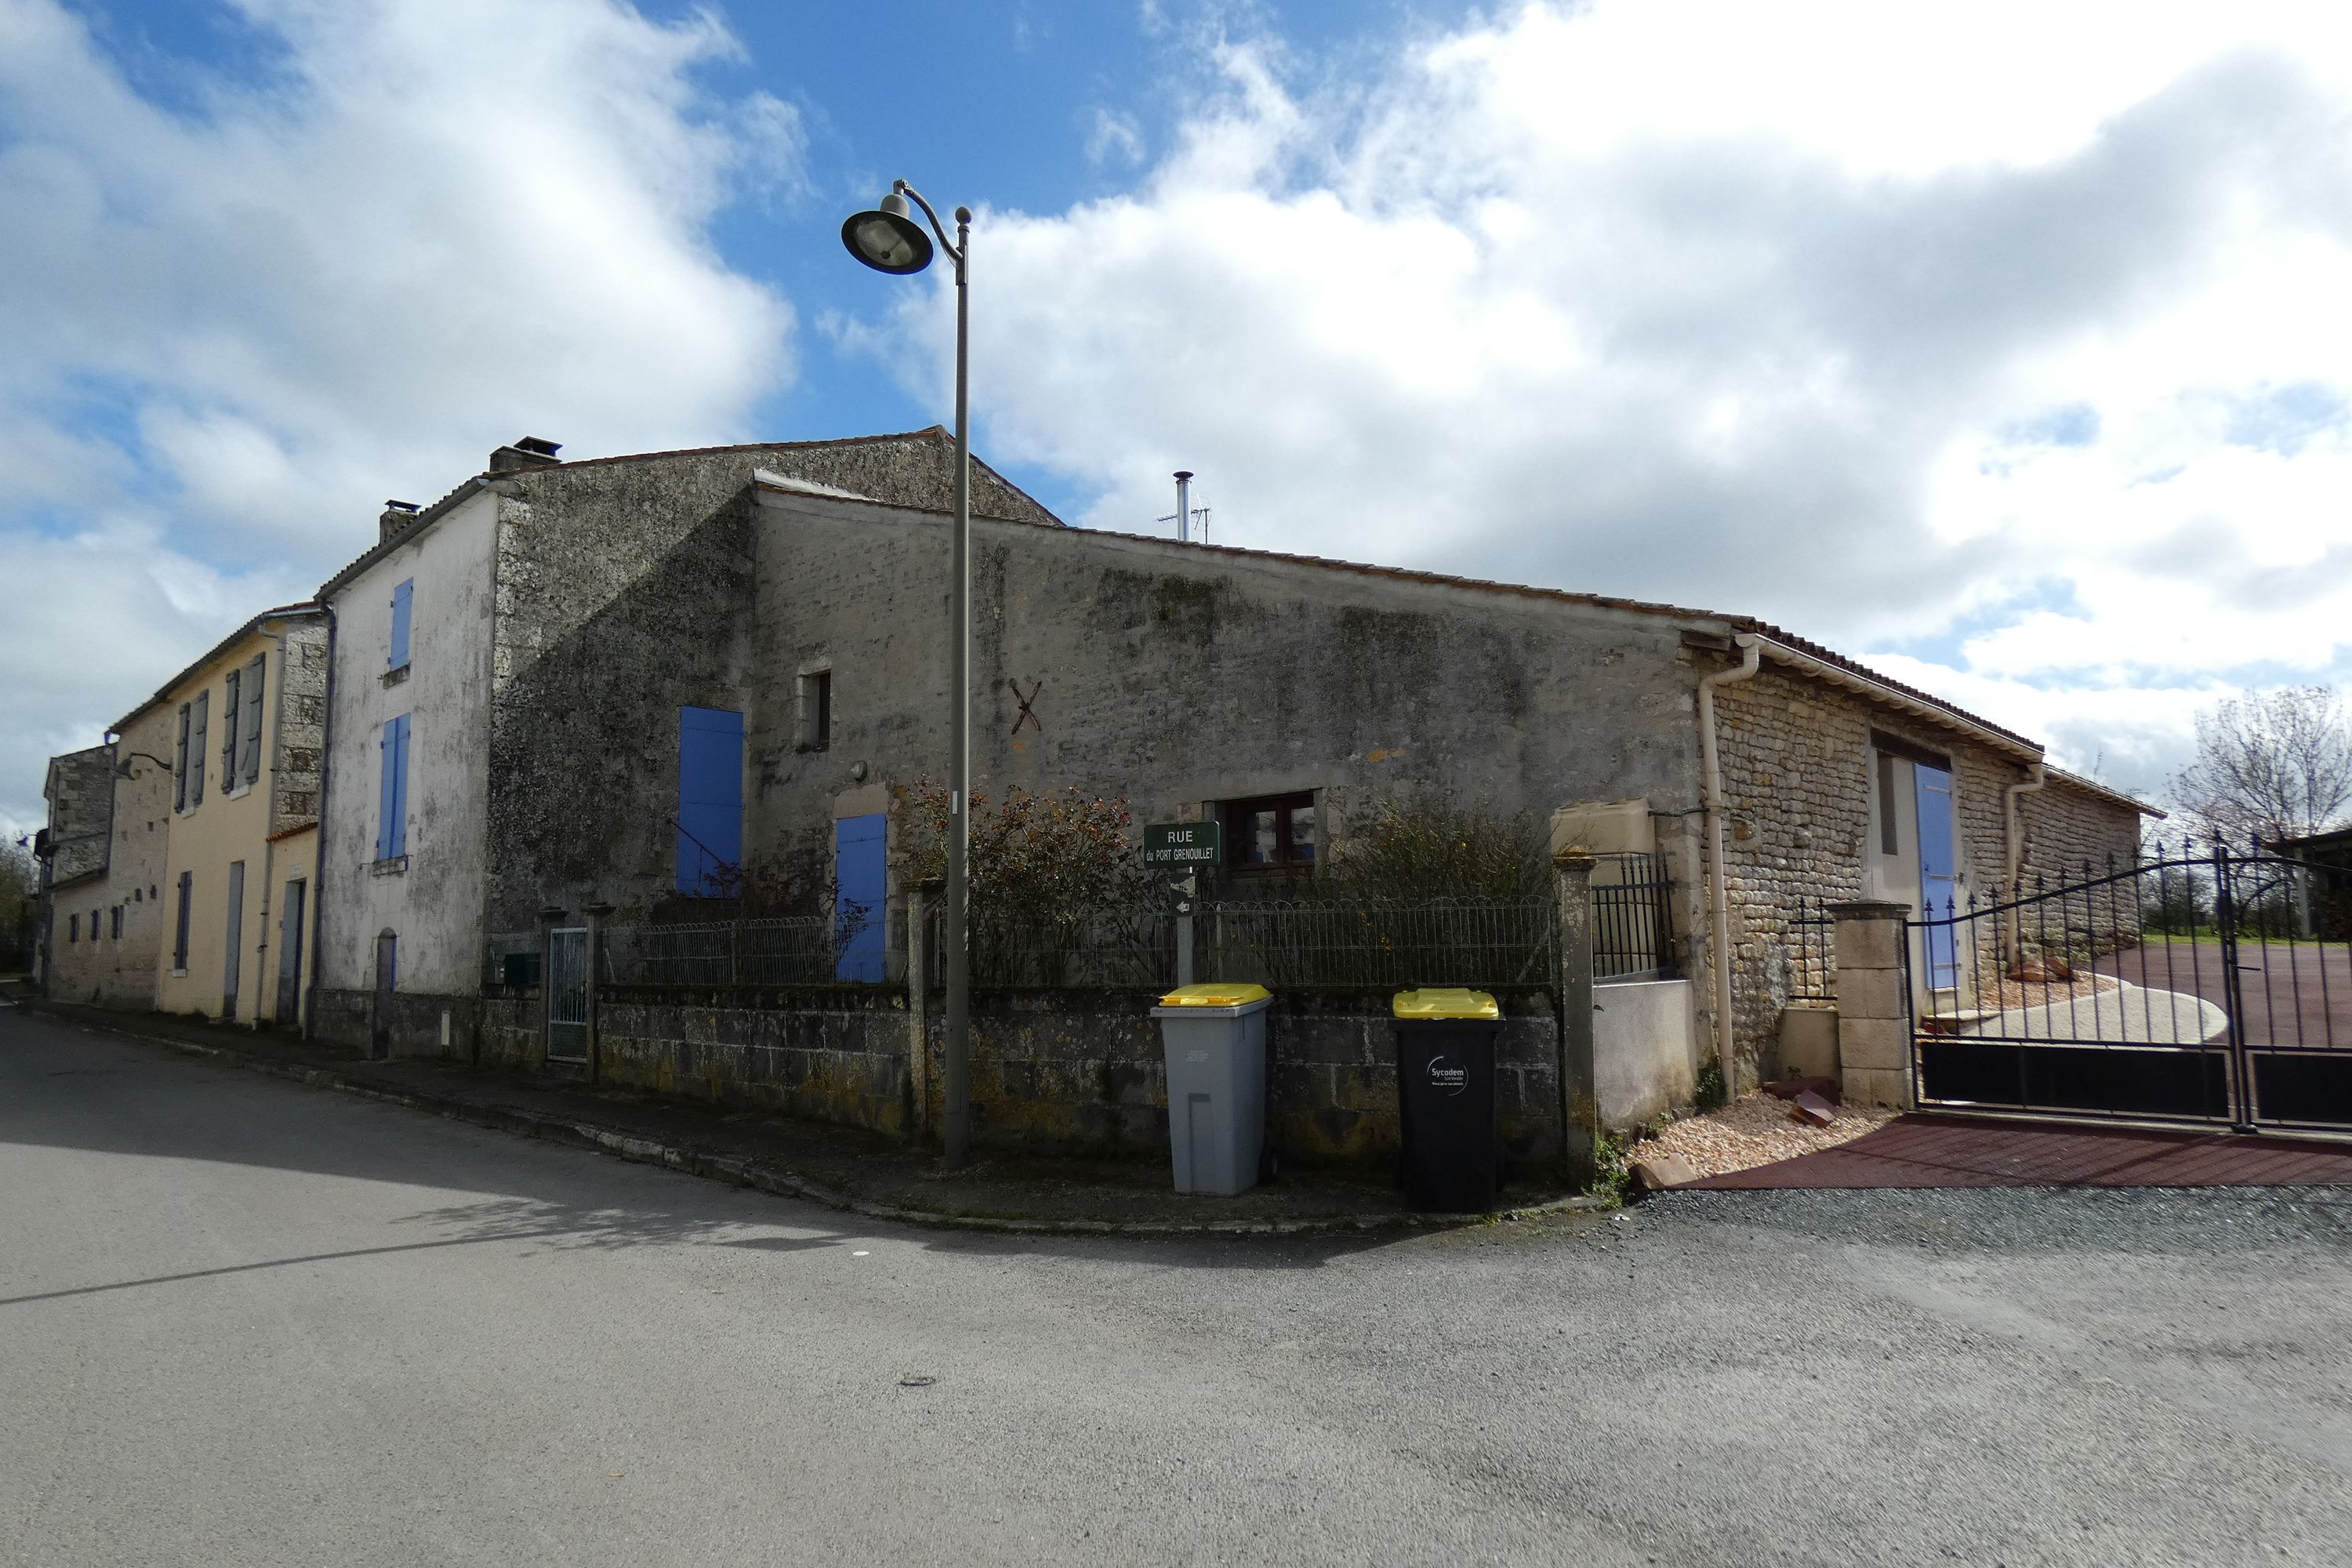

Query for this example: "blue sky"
[6,0,2352,833]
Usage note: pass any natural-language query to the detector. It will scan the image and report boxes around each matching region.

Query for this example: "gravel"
[1629,1091,1897,1178]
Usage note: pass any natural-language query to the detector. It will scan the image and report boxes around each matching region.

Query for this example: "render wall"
[154,626,325,1024]
[318,489,499,1016]
[481,482,757,932]
[746,491,1711,920]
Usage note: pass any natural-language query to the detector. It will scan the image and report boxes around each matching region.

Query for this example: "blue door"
[676,707,744,895]
[834,813,887,982]
[1914,764,1960,989]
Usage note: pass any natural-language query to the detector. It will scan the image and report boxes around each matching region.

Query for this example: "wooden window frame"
[1221,791,1319,876]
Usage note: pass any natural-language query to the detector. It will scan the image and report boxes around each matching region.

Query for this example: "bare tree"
[2169,685,2352,845]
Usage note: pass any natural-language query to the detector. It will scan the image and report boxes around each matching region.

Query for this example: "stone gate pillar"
[1828,900,1913,1109]
[1553,851,1598,1181]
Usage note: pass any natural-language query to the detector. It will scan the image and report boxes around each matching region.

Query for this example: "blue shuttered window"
[676,707,745,895]
[389,579,414,671]
[376,713,411,861]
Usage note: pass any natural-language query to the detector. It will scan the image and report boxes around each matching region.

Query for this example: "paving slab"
[1682,1110,2352,1189]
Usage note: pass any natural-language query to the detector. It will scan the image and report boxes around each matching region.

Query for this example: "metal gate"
[546,927,589,1062]
[1909,841,2352,1134]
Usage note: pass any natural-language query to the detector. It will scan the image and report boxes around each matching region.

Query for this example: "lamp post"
[842,181,976,1169]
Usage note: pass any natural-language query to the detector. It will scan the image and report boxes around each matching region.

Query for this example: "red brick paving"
[1682,1112,2352,1189]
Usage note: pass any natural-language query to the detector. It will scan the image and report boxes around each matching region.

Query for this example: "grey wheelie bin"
[1151,983,1272,1196]
[1392,987,1504,1213]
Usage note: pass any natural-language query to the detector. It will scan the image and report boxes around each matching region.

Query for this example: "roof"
[2275,824,2352,856]
[111,603,324,733]
[317,426,1062,601]
[2042,766,2166,819]
[863,503,2067,765]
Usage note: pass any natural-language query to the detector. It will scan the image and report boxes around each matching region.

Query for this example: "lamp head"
[841,191,933,274]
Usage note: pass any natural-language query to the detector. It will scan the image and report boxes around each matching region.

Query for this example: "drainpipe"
[2002,763,2046,964]
[2002,763,2046,895]
[1697,633,1762,1094]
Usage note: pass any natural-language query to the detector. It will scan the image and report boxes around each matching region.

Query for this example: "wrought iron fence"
[1196,895,1559,990]
[958,905,1176,989]
[601,917,843,988]
[1787,896,1835,1001]
[1591,852,1677,981]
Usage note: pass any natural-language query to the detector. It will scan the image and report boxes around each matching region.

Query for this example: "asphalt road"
[5,1005,2350,1566]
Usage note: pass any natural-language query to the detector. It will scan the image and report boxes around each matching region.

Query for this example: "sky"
[5,0,2352,837]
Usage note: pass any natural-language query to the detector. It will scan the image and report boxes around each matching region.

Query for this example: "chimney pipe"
[1174,470,1193,544]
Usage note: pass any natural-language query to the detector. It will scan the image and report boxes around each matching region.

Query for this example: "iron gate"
[1908,841,2352,1134]
[546,927,589,1062]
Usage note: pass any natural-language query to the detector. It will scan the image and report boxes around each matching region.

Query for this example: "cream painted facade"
[150,607,328,1026]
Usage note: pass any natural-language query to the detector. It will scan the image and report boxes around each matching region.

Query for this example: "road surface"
[4,1005,2349,1566]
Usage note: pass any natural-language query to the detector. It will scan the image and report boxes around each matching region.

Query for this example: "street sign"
[1144,820,1222,868]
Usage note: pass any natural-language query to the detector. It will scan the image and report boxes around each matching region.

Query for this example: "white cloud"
[0,0,794,830]
[879,0,2352,805]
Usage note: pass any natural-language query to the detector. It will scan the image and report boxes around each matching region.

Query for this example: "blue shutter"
[376,720,395,860]
[675,706,744,895]
[833,814,887,982]
[389,579,413,670]
[390,714,411,858]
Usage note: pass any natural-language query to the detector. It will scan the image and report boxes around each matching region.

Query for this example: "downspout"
[1697,633,1762,1094]
[303,604,337,1040]
[2002,763,2046,964]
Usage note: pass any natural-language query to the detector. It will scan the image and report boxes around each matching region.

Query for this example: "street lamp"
[842,180,976,1170]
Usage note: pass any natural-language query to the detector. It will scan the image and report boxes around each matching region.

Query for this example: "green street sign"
[1144,820,1222,867]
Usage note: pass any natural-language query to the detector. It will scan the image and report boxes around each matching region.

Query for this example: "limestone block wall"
[1707,664,2031,1080]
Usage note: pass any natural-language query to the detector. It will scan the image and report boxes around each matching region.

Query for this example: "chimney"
[1174,471,1193,544]
[489,435,562,473]
[379,499,421,542]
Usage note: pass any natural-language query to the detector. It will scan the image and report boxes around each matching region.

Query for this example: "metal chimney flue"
[1174,470,1193,544]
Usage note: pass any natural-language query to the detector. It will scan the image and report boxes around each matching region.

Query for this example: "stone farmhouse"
[292,429,2153,1113]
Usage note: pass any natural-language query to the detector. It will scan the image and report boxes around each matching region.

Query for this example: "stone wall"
[270,619,328,833]
[460,984,1567,1171]
[2018,775,2148,885]
[1707,662,2033,1080]
[42,744,114,888]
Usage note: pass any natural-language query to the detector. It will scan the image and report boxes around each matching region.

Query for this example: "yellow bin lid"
[1157,982,1271,1007]
[1392,987,1499,1021]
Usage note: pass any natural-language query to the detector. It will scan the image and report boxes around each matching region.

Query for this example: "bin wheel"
[1259,1145,1282,1184]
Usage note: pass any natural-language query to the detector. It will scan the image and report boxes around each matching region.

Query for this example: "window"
[173,872,193,970]
[799,669,832,750]
[90,906,100,942]
[389,579,414,672]
[111,906,122,939]
[677,706,745,895]
[67,913,78,944]
[376,713,412,862]
[174,703,191,811]
[221,668,241,789]
[241,652,265,784]
[1222,792,1318,873]
[187,691,209,808]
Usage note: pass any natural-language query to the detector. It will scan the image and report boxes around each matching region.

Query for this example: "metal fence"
[1196,895,1559,990]
[1590,852,1677,981]
[1787,896,1835,1001]
[960,906,1177,989]
[601,917,841,988]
